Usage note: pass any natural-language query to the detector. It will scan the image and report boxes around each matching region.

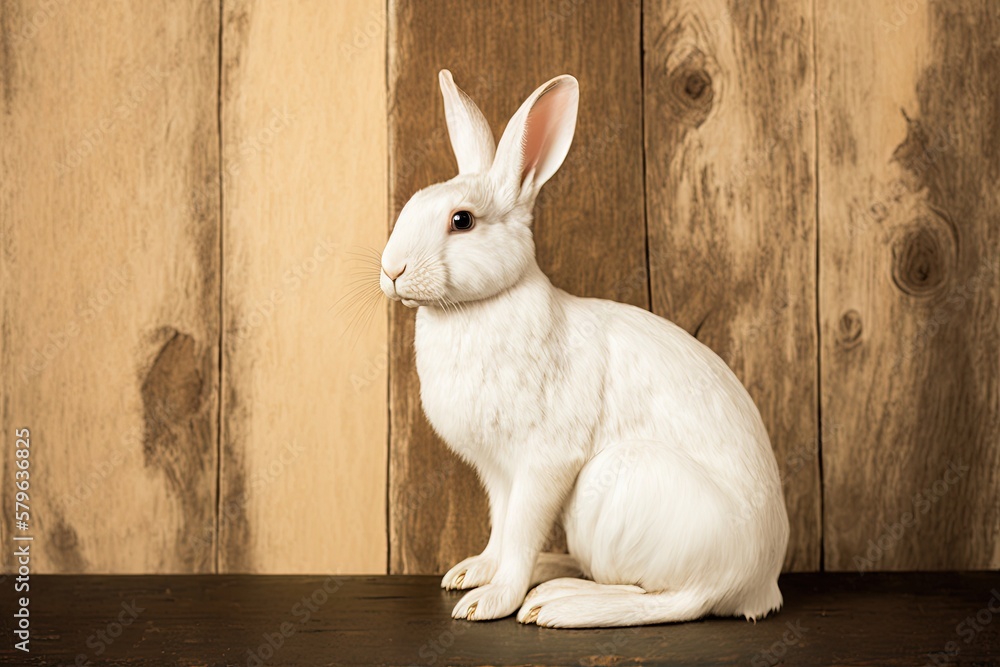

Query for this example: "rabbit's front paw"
[441,554,498,590]
[452,583,525,621]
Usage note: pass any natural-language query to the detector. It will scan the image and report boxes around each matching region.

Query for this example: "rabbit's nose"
[383,263,406,282]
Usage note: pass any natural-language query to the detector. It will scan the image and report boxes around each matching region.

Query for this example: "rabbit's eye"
[450,211,475,232]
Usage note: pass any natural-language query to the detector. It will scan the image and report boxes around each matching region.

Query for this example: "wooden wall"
[0,0,387,574]
[386,0,998,574]
[387,0,648,576]
[219,0,388,574]
[1,0,996,574]
[817,0,1000,571]
[643,0,820,570]
[1,0,222,573]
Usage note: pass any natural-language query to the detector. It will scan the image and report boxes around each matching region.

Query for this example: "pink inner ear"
[521,83,573,181]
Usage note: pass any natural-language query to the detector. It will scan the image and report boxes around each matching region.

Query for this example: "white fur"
[380,70,789,628]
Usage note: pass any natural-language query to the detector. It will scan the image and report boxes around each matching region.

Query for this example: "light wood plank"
[0,0,220,572]
[388,0,647,574]
[219,0,388,573]
[644,0,821,570]
[818,1,1000,570]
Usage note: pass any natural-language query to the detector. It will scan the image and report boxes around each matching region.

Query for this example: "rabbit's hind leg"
[517,581,782,628]
[517,577,645,623]
[518,584,716,628]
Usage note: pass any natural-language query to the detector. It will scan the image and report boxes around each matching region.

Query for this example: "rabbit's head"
[380,70,579,308]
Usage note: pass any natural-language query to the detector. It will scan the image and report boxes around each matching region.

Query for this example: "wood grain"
[818,1,1000,570]
[8,573,1000,665]
[3,0,998,577]
[0,0,220,572]
[219,0,388,573]
[643,0,821,570]
[388,0,647,574]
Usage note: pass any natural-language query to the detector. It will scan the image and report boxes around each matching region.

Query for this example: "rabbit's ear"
[491,75,579,196]
[439,70,496,175]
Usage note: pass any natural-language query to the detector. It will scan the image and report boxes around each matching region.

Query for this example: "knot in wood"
[51,521,80,551]
[142,330,206,422]
[683,70,711,100]
[891,220,951,297]
[664,49,714,127]
[838,309,863,348]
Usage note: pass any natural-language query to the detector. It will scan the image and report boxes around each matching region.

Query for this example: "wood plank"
[818,2,1000,570]
[388,0,647,574]
[219,0,388,573]
[7,573,1000,665]
[0,0,219,572]
[643,0,821,570]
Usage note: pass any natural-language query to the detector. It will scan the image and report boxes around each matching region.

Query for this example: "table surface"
[2,572,999,666]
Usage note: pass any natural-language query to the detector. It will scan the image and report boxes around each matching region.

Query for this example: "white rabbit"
[379,70,789,628]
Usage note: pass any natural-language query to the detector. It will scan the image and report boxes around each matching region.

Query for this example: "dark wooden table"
[2,573,998,666]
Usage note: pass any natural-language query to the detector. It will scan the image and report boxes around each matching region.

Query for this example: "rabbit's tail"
[518,579,782,628]
[734,578,783,621]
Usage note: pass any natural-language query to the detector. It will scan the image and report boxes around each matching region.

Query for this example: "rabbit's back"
[582,299,781,489]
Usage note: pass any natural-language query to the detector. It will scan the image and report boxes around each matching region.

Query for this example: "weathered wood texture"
[0,0,220,572]
[387,0,647,574]
[6,573,1000,665]
[818,2,1000,570]
[2,1,998,577]
[219,0,388,573]
[643,0,820,570]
